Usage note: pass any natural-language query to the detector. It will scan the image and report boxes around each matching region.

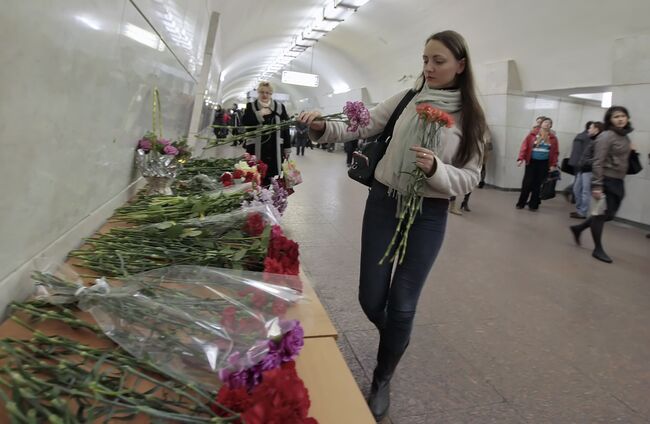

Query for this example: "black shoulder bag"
[347,89,418,187]
[627,150,643,175]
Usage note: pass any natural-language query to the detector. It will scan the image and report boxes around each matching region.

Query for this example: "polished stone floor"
[279,147,650,424]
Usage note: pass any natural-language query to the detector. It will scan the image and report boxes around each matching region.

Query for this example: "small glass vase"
[145,176,174,196]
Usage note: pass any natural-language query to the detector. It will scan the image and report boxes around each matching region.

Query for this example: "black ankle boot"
[460,202,471,212]
[368,370,391,421]
[589,216,611,263]
[592,248,612,263]
[569,225,583,246]
[570,217,592,246]
[367,343,405,421]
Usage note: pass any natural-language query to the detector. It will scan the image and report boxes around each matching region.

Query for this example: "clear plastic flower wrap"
[135,149,180,179]
[175,203,280,239]
[31,263,305,391]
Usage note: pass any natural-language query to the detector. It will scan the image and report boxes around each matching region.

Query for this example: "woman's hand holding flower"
[297,111,325,133]
[410,146,437,177]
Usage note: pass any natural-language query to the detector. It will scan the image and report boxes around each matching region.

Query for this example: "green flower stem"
[381,120,446,264]
[114,193,246,224]
[203,112,347,150]
[176,158,241,181]
[4,289,240,422]
[1,321,233,422]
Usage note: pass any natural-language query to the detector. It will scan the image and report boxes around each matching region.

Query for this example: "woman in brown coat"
[570,106,634,263]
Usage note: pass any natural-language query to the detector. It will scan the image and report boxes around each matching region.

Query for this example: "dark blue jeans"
[359,181,448,356]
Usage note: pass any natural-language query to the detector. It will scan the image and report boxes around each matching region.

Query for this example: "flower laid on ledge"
[263,225,300,276]
[242,177,289,217]
[220,155,269,187]
[203,101,371,149]
[1,303,225,423]
[113,191,247,224]
[380,104,454,265]
[214,320,317,423]
[70,208,299,277]
[218,320,304,391]
[214,361,317,424]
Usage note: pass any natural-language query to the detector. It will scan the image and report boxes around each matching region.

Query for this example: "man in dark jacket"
[570,121,602,218]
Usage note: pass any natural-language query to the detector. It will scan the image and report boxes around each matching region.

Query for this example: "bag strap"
[378,88,419,145]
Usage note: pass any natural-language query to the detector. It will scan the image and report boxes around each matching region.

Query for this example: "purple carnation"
[278,320,304,362]
[159,138,171,146]
[258,347,282,371]
[163,145,179,156]
[219,367,249,390]
[217,320,304,390]
[270,178,289,215]
[343,101,370,132]
[138,138,152,151]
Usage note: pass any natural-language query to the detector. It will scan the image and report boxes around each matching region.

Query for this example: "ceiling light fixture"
[252,0,372,89]
[282,70,320,88]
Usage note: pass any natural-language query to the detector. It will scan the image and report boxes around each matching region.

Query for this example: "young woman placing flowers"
[298,31,486,421]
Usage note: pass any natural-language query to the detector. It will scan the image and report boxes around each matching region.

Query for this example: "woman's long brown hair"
[416,30,487,167]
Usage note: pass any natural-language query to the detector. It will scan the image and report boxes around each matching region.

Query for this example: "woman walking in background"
[570,106,634,263]
[516,117,559,211]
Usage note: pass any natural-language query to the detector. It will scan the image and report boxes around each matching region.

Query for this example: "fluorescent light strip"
[122,23,165,51]
[254,0,372,84]
[282,70,320,88]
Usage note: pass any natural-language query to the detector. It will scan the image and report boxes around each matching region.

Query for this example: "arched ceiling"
[209,0,650,108]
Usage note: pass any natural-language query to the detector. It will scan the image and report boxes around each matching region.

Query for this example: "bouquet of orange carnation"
[380,104,454,264]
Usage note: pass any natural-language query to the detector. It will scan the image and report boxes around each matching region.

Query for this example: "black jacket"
[578,138,596,172]
[241,100,291,181]
[568,131,592,168]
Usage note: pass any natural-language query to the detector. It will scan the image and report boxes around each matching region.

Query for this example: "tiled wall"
[482,92,649,225]
[483,93,602,188]
[0,0,209,311]
[612,84,650,225]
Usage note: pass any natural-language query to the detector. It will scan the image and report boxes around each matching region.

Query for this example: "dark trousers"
[517,159,549,209]
[296,139,308,156]
[572,177,625,254]
[344,140,359,165]
[296,145,305,156]
[359,182,448,359]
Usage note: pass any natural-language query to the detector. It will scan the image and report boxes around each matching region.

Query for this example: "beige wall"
[0,0,210,314]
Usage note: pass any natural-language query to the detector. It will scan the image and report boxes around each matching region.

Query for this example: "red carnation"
[272,298,288,315]
[212,385,252,416]
[242,362,313,424]
[243,213,266,237]
[237,316,263,333]
[238,288,255,297]
[264,257,285,274]
[257,161,269,179]
[265,225,300,275]
[251,290,268,309]
[221,305,237,330]
[233,169,244,179]
[244,171,256,183]
[213,361,317,423]
[220,172,234,187]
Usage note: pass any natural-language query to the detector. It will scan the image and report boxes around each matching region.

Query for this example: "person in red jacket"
[516,117,559,210]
